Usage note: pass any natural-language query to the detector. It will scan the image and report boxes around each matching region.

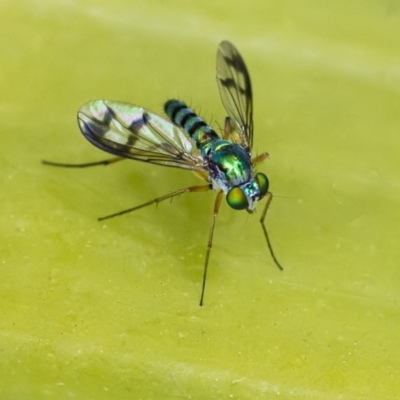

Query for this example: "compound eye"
[255,173,269,199]
[226,187,249,210]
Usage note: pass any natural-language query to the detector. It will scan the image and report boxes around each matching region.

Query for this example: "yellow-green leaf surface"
[2,1,400,398]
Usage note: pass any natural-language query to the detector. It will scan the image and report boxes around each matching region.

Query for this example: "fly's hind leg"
[42,157,125,168]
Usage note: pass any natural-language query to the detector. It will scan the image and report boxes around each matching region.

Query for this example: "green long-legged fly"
[43,41,283,306]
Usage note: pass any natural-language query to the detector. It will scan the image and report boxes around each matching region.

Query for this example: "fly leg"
[42,157,125,168]
[199,190,224,306]
[222,117,232,140]
[251,153,269,167]
[260,192,283,271]
[98,184,212,221]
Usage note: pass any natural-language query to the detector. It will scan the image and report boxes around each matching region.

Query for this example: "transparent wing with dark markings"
[77,100,207,171]
[216,41,254,151]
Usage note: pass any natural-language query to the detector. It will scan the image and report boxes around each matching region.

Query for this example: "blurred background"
[1,1,400,398]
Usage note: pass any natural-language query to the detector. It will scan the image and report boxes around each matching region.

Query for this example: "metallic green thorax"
[209,139,252,187]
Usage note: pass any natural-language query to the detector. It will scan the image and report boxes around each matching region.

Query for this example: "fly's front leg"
[260,192,283,271]
[199,190,224,306]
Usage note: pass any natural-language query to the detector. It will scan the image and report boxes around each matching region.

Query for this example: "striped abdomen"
[164,100,219,154]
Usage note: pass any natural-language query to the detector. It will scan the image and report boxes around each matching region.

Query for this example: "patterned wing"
[77,100,207,171]
[216,41,254,151]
